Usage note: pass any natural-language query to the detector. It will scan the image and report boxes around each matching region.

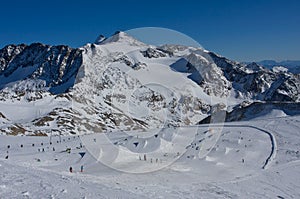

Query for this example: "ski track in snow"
[1,116,299,198]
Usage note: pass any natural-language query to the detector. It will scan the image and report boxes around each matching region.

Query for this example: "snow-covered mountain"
[0,31,299,135]
[210,54,300,102]
[199,101,300,124]
[248,60,300,74]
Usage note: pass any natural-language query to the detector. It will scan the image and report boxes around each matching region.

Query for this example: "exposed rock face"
[0,43,83,94]
[95,35,106,44]
[0,32,299,136]
[185,52,232,98]
[199,102,300,124]
[209,52,300,102]
[141,47,169,58]
[0,44,27,72]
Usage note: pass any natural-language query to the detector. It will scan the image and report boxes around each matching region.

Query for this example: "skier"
[69,167,73,173]
[80,165,84,172]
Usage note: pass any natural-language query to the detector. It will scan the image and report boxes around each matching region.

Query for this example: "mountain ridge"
[0,31,299,135]
[245,60,300,74]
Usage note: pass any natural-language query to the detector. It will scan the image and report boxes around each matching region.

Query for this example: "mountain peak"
[97,31,146,46]
[94,34,106,44]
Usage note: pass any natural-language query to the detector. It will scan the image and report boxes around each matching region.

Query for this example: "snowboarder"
[69,167,73,173]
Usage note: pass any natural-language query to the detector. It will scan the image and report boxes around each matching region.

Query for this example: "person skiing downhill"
[81,165,84,172]
[69,167,73,173]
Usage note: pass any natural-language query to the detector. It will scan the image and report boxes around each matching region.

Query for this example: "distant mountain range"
[0,31,299,135]
[244,60,300,74]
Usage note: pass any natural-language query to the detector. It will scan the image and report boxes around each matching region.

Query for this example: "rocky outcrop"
[0,32,300,136]
[199,102,300,124]
[0,43,83,94]
[209,52,300,102]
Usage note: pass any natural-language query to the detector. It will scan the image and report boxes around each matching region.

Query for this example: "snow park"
[1,1,300,198]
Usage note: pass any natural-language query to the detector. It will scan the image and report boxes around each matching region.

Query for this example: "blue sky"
[0,0,299,62]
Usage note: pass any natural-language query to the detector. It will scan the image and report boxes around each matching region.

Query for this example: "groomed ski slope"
[1,115,300,198]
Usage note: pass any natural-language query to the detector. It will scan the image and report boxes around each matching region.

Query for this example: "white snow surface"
[1,116,300,198]
[0,32,300,198]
